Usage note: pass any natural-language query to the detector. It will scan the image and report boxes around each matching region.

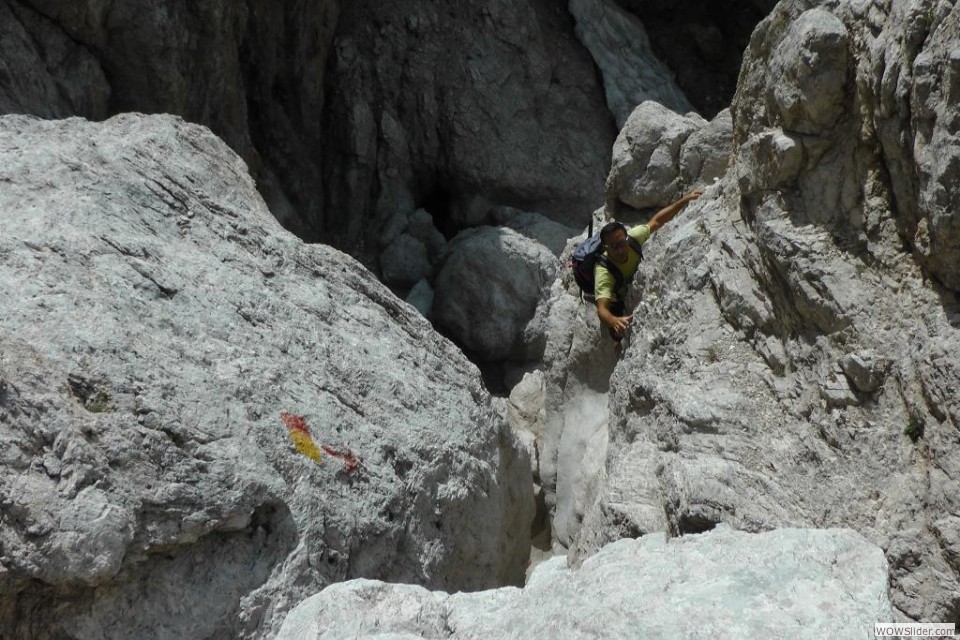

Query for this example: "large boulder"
[605,102,732,215]
[276,526,893,639]
[433,227,558,363]
[566,0,960,623]
[0,114,533,639]
[490,206,580,258]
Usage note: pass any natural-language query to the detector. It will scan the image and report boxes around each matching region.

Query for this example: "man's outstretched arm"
[647,189,704,233]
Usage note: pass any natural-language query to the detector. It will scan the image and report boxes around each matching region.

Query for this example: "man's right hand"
[609,313,634,334]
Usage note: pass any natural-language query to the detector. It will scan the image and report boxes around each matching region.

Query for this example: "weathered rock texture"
[434,227,558,365]
[0,0,619,248]
[538,0,960,623]
[568,0,693,127]
[529,110,731,550]
[276,526,893,639]
[614,0,777,118]
[606,102,733,214]
[0,114,533,639]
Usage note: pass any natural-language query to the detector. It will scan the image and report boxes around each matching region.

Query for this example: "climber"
[595,189,703,349]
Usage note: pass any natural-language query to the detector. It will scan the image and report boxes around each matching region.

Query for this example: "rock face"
[615,0,778,118]
[0,0,777,256]
[434,227,558,364]
[276,526,893,639]
[606,102,733,214]
[568,0,693,128]
[0,0,618,246]
[540,0,960,623]
[326,0,617,247]
[0,114,533,639]
[0,0,338,240]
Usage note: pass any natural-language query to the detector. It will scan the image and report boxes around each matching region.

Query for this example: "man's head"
[600,221,630,263]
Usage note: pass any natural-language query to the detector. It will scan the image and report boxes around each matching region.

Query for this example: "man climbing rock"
[595,189,703,349]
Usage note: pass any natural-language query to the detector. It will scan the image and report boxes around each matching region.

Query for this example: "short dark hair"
[600,221,626,243]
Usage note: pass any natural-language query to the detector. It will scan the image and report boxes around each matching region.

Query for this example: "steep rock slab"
[522,250,622,552]
[568,0,692,128]
[575,0,960,623]
[533,105,732,551]
[277,527,892,639]
[323,0,616,241]
[0,114,533,639]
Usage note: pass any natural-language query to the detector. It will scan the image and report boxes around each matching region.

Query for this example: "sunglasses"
[604,238,629,250]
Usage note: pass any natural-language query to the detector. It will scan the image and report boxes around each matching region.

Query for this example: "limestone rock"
[612,0,776,118]
[2,0,613,242]
[524,267,621,552]
[324,0,617,238]
[680,108,734,188]
[490,206,580,258]
[276,527,893,639]
[568,0,693,127]
[840,351,890,394]
[0,1,110,119]
[764,8,850,134]
[381,233,433,289]
[566,0,960,623]
[0,114,533,639]
[405,279,435,319]
[519,3,960,625]
[606,102,732,214]
[433,227,558,363]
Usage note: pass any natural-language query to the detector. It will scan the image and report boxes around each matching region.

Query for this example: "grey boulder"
[276,526,892,639]
[0,113,533,639]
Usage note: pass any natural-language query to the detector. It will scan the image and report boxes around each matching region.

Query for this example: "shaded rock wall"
[325,0,615,249]
[0,0,616,249]
[568,0,693,128]
[0,114,533,639]
[615,0,778,118]
[0,0,338,240]
[0,0,774,255]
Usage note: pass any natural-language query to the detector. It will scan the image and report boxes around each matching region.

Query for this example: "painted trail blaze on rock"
[280,411,359,473]
[280,411,322,463]
[321,445,359,474]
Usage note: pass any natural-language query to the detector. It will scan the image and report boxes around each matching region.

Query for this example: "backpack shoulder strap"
[595,254,625,289]
[627,235,644,258]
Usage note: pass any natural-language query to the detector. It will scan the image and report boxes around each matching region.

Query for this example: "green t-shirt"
[593,224,651,302]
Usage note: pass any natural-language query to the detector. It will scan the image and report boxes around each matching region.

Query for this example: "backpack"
[569,222,643,297]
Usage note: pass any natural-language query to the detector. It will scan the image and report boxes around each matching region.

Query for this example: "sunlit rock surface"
[0,114,533,639]
[277,526,892,639]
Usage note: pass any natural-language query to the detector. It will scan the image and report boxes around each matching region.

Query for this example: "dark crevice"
[419,182,458,240]
[612,0,774,118]
[675,512,719,536]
